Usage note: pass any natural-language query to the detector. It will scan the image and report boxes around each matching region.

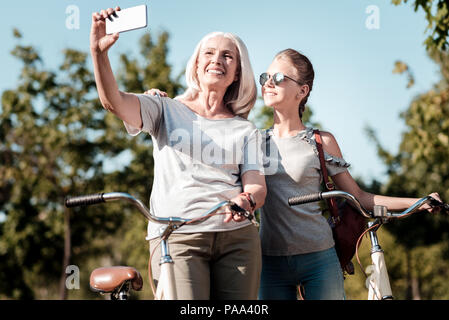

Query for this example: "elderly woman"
[90,7,266,299]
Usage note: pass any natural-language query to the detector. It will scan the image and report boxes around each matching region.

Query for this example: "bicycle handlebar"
[65,192,258,226]
[65,193,106,207]
[288,190,447,219]
[288,191,372,218]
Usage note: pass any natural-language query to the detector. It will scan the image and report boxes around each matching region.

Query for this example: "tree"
[0,29,126,299]
[366,48,449,299]
[0,29,182,299]
[392,0,449,51]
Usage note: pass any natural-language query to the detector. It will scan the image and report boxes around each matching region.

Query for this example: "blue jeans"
[258,247,345,300]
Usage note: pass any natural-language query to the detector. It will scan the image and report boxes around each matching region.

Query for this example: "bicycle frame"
[65,192,258,300]
[288,190,445,300]
[155,233,177,300]
[365,220,393,300]
[364,196,443,300]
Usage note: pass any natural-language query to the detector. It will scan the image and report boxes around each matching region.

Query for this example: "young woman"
[90,7,266,299]
[257,48,442,300]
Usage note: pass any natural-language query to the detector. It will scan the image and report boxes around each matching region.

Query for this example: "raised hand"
[90,7,121,54]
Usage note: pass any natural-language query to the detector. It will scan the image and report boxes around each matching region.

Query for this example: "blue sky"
[1,0,441,183]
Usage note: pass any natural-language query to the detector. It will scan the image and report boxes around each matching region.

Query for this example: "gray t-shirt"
[124,94,264,239]
[260,127,350,256]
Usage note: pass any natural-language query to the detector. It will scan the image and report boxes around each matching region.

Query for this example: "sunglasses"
[259,72,302,86]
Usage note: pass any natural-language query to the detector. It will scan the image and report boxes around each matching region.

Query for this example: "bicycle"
[287,190,448,300]
[64,192,258,300]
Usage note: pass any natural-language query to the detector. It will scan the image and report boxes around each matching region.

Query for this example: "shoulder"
[236,115,257,126]
[174,97,190,107]
[319,130,343,158]
[137,93,176,110]
[160,96,195,115]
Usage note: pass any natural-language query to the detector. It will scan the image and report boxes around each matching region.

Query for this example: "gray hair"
[175,32,257,119]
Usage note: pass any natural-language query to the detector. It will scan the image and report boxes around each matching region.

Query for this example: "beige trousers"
[149,225,261,300]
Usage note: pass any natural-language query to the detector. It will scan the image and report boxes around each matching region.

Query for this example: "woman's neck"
[190,88,234,119]
[272,107,306,138]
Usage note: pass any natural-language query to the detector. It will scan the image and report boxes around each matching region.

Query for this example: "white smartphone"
[105,5,147,35]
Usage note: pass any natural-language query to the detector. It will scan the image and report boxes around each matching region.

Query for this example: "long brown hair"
[275,49,315,119]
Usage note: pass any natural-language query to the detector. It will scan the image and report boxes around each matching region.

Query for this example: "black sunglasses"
[259,72,302,86]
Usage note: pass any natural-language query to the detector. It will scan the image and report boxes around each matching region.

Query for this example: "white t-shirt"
[124,94,263,239]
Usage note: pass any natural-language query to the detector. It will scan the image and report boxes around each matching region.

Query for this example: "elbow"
[99,91,125,112]
[101,102,113,112]
[99,98,118,113]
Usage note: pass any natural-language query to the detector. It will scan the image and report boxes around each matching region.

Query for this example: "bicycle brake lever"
[230,203,259,227]
[429,198,449,213]
[428,201,449,216]
[429,197,443,206]
[230,203,245,212]
[230,203,251,219]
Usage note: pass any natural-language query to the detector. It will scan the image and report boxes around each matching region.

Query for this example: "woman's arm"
[241,170,267,211]
[90,7,142,129]
[224,170,267,223]
[332,171,422,211]
[320,131,442,212]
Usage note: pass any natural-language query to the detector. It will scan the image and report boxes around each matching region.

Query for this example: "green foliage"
[344,228,397,300]
[0,29,182,299]
[393,61,415,88]
[361,49,449,299]
[392,0,449,51]
[118,31,184,97]
[375,50,449,246]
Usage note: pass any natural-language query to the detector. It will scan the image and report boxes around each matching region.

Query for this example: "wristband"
[240,192,256,211]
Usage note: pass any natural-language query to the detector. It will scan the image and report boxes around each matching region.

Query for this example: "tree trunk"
[406,251,412,299]
[406,251,421,300]
[411,276,421,300]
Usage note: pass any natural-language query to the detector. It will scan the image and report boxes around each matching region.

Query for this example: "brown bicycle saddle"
[90,266,143,293]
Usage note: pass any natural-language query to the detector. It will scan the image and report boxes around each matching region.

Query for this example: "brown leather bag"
[313,130,366,275]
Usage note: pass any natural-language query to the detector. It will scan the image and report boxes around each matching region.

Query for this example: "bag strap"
[313,129,340,222]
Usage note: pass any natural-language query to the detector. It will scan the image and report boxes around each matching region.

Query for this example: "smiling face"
[262,57,303,111]
[196,35,240,91]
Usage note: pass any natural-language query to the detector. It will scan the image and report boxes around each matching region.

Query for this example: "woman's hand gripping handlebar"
[287,190,448,218]
[65,192,259,228]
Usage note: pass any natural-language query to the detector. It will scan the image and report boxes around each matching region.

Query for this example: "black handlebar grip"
[288,192,323,206]
[65,193,105,208]
[443,203,449,213]
[230,203,254,221]
[429,198,449,213]
[230,203,245,213]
